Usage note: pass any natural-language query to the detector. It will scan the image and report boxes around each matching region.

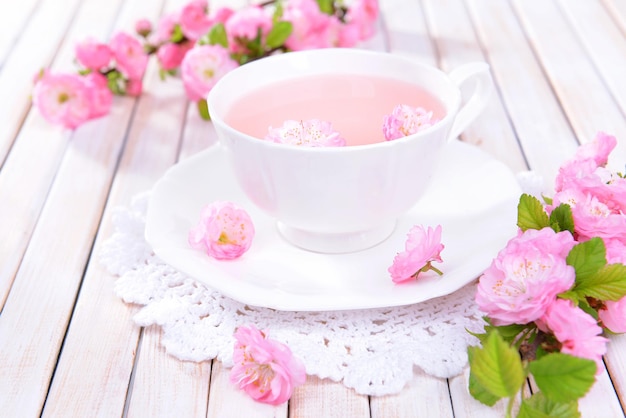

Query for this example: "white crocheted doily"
[101,192,487,396]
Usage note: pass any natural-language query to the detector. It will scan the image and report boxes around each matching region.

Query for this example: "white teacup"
[208,49,492,253]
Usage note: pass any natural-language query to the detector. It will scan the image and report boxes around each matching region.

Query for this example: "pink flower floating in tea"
[188,201,255,260]
[230,325,306,405]
[265,119,346,147]
[388,224,444,283]
[382,104,438,141]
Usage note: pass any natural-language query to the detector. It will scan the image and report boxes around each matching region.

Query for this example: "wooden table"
[1,0,626,416]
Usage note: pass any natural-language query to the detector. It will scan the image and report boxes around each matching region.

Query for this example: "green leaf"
[468,368,500,407]
[529,353,596,402]
[171,24,185,43]
[467,331,525,399]
[517,194,550,231]
[207,23,228,48]
[197,99,211,121]
[316,0,334,14]
[549,204,575,235]
[566,238,606,282]
[273,1,284,20]
[106,70,125,95]
[490,323,529,344]
[572,263,626,301]
[518,392,580,418]
[265,21,293,49]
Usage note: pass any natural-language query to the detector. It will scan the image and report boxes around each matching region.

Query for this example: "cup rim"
[208,48,461,152]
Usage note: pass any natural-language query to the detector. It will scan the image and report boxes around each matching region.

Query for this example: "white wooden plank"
[0,0,81,165]
[378,0,436,65]
[605,334,626,412]
[557,0,626,120]
[41,22,191,418]
[0,95,133,418]
[125,326,212,418]
[421,0,528,174]
[0,1,132,413]
[577,370,623,417]
[370,369,453,417]
[289,376,370,418]
[512,0,626,171]
[206,362,288,418]
[0,0,41,69]
[601,0,626,36]
[463,0,580,184]
[0,0,118,307]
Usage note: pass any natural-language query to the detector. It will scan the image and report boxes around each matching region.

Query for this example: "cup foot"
[276,220,397,254]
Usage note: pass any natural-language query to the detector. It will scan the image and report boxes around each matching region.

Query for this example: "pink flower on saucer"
[230,325,306,405]
[389,225,444,283]
[382,104,438,140]
[265,119,346,147]
[188,201,255,260]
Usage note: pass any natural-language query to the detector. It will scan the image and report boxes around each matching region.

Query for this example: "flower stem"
[430,265,444,276]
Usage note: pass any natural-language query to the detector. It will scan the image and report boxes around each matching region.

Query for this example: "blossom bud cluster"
[32,0,379,129]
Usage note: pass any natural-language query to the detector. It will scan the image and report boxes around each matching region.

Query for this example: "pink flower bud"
[135,18,153,37]
[126,79,143,97]
[75,38,113,71]
[109,32,149,80]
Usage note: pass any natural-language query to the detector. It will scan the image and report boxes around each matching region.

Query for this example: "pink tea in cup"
[225,74,446,146]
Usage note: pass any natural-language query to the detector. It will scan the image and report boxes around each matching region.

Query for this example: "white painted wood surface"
[0,0,625,417]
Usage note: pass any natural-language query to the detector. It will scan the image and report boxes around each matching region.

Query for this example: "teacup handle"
[447,62,493,141]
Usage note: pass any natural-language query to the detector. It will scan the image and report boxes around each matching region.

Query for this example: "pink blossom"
[475,228,576,325]
[181,45,238,101]
[540,298,608,374]
[225,6,273,53]
[599,296,626,333]
[32,71,91,129]
[265,119,346,147]
[135,18,153,37]
[605,238,626,264]
[574,131,617,167]
[344,0,379,41]
[75,38,112,71]
[338,22,361,48]
[283,0,336,50]
[126,78,143,97]
[382,105,438,140]
[388,225,444,284]
[157,41,192,71]
[154,12,179,44]
[569,194,626,242]
[230,325,306,405]
[188,201,255,260]
[109,32,149,80]
[83,72,113,119]
[180,0,212,41]
[212,7,235,24]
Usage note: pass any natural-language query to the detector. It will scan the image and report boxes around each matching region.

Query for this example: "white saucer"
[145,140,521,311]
